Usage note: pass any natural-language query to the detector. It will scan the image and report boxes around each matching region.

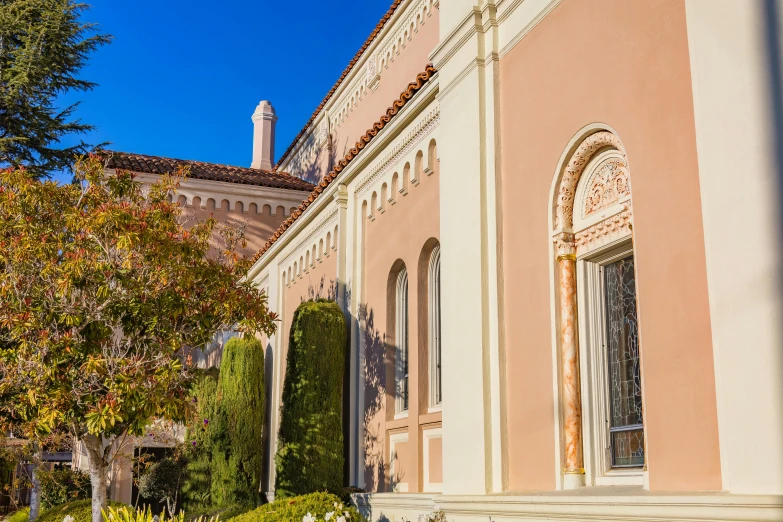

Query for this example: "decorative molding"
[330,0,436,135]
[582,157,630,219]
[575,208,633,253]
[356,105,439,196]
[251,65,437,264]
[554,131,626,232]
[280,206,339,272]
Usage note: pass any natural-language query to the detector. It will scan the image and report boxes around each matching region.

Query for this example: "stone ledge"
[353,489,783,522]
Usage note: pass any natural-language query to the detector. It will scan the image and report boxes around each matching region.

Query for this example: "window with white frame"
[395,267,409,414]
[429,245,442,408]
[572,146,645,485]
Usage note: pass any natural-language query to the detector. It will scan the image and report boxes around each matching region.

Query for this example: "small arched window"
[396,267,409,414]
[429,246,442,407]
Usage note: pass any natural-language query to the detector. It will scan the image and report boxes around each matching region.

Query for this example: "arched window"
[396,267,409,414]
[552,130,643,488]
[429,245,442,407]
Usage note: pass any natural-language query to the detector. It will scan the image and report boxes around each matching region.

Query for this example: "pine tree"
[0,0,110,178]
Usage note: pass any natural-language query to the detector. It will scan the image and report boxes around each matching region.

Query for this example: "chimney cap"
[252,100,277,122]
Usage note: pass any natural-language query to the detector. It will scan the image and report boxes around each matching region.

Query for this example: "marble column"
[555,232,585,489]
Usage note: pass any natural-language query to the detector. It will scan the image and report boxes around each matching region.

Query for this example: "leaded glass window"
[429,246,442,406]
[604,255,644,468]
[396,268,409,413]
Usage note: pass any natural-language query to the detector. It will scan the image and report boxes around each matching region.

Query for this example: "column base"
[643,469,650,490]
[563,472,585,489]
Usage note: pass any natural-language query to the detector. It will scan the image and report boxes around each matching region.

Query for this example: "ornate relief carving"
[554,131,625,231]
[553,231,576,259]
[582,157,630,219]
[575,208,632,253]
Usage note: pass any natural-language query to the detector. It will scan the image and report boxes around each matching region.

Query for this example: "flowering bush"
[227,492,362,522]
[417,506,447,522]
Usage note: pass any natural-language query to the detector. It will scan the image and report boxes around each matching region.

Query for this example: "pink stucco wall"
[499,0,720,492]
[181,197,292,259]
[361,146,440,493]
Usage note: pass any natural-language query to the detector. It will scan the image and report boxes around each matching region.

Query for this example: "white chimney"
[251,100,277,170]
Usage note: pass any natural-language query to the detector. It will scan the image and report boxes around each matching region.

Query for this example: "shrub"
[211,337,265,506]
[181,368,220,511]
[228,492,361,522]
[39,467,91,509]
[275,300,346,498]
[36,500,125,522]
[8,507,31,522]
[137,458,186,516]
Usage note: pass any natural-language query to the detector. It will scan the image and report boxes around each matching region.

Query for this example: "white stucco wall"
[686,0,783,495]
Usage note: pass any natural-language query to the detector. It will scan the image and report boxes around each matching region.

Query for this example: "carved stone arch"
[553,130,627,232]
[550,127,635,490]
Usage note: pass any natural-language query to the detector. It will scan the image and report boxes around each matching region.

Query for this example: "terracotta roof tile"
[102,151,315,192]
[252,64,437,264]
[274,0,405,170]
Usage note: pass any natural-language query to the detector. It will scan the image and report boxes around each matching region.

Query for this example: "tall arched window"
[396,268,409,414]
[429,245,442,407]
[552,130,644,488]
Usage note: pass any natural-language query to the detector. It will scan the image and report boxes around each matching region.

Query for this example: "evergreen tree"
[0,0,110,178]
[211,337,265,507]
[275,300,346,498]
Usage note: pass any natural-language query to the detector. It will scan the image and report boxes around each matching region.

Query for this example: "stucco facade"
[104,0,783,520]
[247,1,783,520]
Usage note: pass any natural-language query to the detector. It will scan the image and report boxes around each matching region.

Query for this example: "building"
[106,1,783,520]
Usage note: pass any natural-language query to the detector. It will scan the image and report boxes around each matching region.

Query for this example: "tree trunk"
[28,451,41,522]
[82,435,109,522]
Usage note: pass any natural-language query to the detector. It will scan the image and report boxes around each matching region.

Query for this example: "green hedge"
[227,492,361,522]
[181,368,219,510]
[35,500,125,522]
[275,300,346,498]
[211,337,265,507]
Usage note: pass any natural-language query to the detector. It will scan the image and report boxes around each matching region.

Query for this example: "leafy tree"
[0,155,278,522]
[275,300,346,498]
[0,0,110,178]
[137,457,184,516]
[210,337,264,508]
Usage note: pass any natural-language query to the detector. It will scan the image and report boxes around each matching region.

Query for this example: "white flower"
[63,516,75,522]
[325,512,334,521]
[334,502,339,508]
[303,513,316,522]
[344,513,350,520]
[337,517,346,522]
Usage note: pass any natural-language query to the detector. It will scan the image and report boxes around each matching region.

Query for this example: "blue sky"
[55,0,393,183]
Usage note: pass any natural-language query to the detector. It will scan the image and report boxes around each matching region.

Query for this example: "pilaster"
[432,0,505,495]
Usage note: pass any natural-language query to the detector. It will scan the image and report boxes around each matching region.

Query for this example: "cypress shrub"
[181,368,219,510]
[275,300,346,498]
[211,337,265,507]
